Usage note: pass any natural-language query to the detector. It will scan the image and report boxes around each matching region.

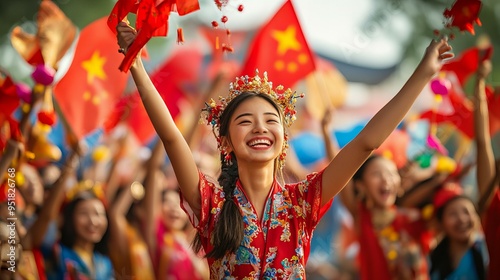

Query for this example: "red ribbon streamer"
[108,0,199,72]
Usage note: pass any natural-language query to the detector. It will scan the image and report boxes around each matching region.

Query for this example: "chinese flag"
[53,17,128,140]
[420,87,500,138]
[105,47,202,144]
[239,0,316,89]
[420,81,475,139]
[104,92,154,144]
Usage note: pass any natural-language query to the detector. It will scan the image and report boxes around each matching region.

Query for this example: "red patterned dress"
[357,204,431,280]
[180,170,332,279]
[484,190,500,280]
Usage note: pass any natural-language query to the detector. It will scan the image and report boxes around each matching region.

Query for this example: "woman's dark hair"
[60,191,110,255]
[431,194,484,279]
[434,195,475,222]
[430,236,485,280]
[352,154,381,182]
[193,92,283,259]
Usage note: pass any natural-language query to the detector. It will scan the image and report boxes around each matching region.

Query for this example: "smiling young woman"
[116,19,453,279]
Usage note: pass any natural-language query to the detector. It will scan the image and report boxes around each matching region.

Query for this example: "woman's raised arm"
[473,59,496,214]
[117,22,201,216]
[321,38,453,205]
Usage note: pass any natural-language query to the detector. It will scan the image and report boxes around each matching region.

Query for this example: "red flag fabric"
[443,0,482,35]
[0,76,23,151]
[53,17,128,140]
[420,84,474,139]
[0,76,20,123]
[106,47,203,144]
[419,81,500,139]
[423,45,497,139]
[239,0,316,89]
[440,45,493,87]
[107,0,199,72]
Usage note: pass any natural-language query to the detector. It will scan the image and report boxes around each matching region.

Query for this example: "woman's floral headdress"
[201,71,304,168]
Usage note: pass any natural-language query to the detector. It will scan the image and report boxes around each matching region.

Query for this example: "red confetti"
[221,15,228,23]
[211,21,219,28]
[177,28,185,44]
[238,4,244,12]
[443,0,482,35]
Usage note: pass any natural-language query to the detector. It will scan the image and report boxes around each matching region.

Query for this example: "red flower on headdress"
[443,0,482,35]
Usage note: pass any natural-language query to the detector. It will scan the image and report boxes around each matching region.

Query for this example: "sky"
[191,0,416,69]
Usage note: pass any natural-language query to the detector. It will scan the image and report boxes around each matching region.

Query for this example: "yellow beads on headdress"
[201,70,304,150]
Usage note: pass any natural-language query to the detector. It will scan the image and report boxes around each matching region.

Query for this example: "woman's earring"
[222,149,233,165]
[278,135,289,170]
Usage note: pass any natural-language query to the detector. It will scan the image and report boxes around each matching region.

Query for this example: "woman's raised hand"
[116,21,137,55]
[418,38,454,77]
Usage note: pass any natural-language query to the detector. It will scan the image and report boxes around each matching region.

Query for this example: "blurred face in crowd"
[73,198,108,244]
[440,197,478,243]
[161,189,188,231]
[22,164,44,206]
[357,157,401,209]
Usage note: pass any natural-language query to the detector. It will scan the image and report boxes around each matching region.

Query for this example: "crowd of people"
[1,1,500,279]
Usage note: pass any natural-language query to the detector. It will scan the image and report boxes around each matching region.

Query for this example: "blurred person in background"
[108,137,160,280]
[45,190,113,279]
[155,186,209,280]
[429,57,497,280]
[429,183,487,280]
[117,18,452,277]
[341,154,434,280]
[472,58,499,280]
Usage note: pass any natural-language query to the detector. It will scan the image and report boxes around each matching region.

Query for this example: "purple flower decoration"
[31,64,55,85]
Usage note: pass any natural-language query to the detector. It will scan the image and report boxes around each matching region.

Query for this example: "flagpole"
[314,69,333,110]
[52,96,81,153]
[0,84,44,176]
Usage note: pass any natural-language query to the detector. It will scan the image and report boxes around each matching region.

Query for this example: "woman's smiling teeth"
[379,188,393,196]
[248,138,272,147]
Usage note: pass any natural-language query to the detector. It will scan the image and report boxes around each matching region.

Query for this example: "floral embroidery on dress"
[179,169,333,279]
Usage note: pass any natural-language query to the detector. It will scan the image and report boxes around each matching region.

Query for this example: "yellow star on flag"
[272,26,301,55]
[82,51,107,84]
